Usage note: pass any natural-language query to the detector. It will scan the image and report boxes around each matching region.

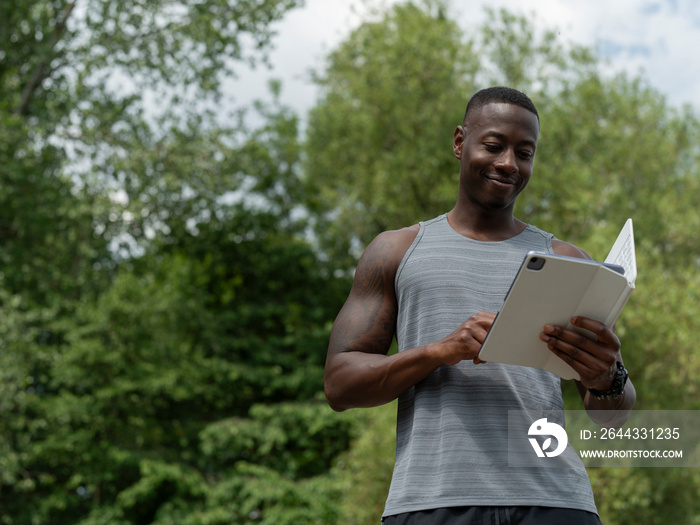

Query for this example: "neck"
[446,204,526,242]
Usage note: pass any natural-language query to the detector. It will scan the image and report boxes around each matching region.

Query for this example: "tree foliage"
[1,0,362,523]
[1,214,354,522]
[2,0,304,271]
[305,0,479,263]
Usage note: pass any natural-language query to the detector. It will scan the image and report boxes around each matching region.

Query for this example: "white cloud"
[231,0,700,115]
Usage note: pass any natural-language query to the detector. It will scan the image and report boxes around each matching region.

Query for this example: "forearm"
[324,343,445,412]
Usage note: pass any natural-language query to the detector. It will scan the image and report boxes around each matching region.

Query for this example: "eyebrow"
[482,130,538,149]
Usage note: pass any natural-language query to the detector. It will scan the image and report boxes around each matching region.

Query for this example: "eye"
[517,150,534,160]
[484,143,501,152]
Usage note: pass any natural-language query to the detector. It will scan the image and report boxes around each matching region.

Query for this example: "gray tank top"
[384,214,597,517]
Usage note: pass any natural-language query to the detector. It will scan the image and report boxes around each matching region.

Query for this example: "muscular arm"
[542,239,636,426]
[324,227,493,412]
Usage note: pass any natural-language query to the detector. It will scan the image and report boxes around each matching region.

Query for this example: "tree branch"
[15,1,76,116]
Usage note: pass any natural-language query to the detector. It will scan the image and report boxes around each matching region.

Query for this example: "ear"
[453,125,465,159]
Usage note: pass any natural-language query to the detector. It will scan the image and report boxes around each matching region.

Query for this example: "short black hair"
[463,86,539,124]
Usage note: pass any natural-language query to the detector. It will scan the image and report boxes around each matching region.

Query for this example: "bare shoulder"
[357,224,420,274]
[328,224,420,358]
[552,237,592,260]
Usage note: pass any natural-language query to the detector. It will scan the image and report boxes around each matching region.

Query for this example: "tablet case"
[477,247,635,381]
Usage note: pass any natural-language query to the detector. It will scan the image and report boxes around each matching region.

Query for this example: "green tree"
[1,0,305,295]
[304,0,479,265]
[0,91,358,520]
[0,203,354,523]
[1,0,368,523]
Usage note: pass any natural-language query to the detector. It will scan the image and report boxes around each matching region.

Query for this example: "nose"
[494,149,517,174]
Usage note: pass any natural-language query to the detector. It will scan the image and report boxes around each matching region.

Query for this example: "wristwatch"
[587,361,629,400]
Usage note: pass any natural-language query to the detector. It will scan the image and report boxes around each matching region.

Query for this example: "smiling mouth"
[486,176,517,187]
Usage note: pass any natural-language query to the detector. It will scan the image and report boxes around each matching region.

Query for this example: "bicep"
[328,265,397,360]
[327,229,415,361]
[328,287,396,359]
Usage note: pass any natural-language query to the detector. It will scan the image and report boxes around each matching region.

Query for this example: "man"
[324,86,635,524]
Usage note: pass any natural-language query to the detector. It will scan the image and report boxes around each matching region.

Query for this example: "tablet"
[477,251,631,380]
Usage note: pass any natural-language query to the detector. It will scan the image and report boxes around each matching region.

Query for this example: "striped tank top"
[383,214,597,517]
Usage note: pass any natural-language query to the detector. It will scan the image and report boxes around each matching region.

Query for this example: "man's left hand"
[539,316,620,391]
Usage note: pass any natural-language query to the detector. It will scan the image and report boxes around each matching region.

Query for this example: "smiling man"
[324,87,635,525]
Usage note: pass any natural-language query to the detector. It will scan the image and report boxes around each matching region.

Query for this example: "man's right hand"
[432,311,496,366]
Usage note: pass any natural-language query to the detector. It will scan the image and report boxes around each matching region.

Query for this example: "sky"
[231,0,700,119]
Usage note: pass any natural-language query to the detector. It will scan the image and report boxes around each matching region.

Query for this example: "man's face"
[453,102,540,212]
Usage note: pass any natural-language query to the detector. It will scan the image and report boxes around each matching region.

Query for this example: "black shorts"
[382,506,603,525]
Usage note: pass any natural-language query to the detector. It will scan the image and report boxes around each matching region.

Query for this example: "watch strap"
[587,361,628,400]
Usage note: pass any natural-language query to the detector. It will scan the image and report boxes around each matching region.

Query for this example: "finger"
[467,312,496,342]
[541,326,618,374]
[473,330,494,354]
[542,334,597,371]
[570,317,620,348]
[481,311,497,322]
[542,324,596,351]
[541,329,618,386]
[475,311,497,330]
